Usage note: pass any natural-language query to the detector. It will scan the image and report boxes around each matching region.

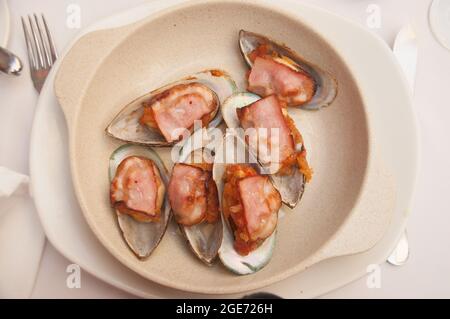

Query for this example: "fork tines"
[21,14,58,92]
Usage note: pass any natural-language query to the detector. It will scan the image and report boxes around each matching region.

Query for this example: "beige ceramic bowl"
[55,0,396,294]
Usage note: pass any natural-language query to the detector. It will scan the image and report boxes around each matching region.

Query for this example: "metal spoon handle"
[0,46,23,76]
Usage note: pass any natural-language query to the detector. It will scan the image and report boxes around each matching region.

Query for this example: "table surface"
[1,0,449,298]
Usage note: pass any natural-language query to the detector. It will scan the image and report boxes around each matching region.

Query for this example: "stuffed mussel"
[109,144,171,259]
[222,93,312,208]
[167,129,223,264]
[239,30,337,110]
[106,70,237,146]
[214,133,282,275]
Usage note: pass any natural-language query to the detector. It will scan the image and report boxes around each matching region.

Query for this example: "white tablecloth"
[1,0,449,298]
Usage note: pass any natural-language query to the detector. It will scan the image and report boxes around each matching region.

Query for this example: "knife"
[393,24,417,92]
[387,24,417,266]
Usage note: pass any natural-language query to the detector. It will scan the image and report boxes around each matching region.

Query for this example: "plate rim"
[30,0,418,297]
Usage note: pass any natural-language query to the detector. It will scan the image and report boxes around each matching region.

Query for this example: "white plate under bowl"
[30,0,418,298]
[0,0,10,46]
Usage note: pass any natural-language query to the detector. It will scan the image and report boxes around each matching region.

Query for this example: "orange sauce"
[139,104,158,129]
[278,114,313,182]
[248,43,277,62]
[222,164,262,256]
[210,69,225,77]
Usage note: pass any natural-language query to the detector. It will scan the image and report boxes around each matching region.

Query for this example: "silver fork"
[21,14,57,93]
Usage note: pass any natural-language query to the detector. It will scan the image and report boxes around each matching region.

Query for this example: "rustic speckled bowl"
[54,0,396,294]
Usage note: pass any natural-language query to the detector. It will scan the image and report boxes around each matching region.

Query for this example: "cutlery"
[387,24,417,266]
[429,0,450,51]
[0,46,22,75]
[392,24,418,93]
[21,14,57,92]
[387,231,410,266]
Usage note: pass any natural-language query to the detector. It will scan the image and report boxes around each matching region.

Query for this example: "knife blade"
[387,24,417,266]
[393,24,418,92]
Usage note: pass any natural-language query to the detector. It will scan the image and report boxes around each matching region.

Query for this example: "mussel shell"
[180,221,222,265]
[271,168,305,209]
[175,128,223,265]
[213,133,277,275]
[106,70,237,147]
[109,144,171,259]
[221,92,260,130]
[239,30,338,110]
[221,92,306,208]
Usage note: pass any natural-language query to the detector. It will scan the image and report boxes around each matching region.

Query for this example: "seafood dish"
[167,133,223,265]
[239,30,337,110]
[222,93,312,208]
[220,30,337,207]
[140,83,218,143]
[109,144,171,259]
[169,163,219,227]
[106,30,337,274]
[106,70,236,146]
[221,164,281,256]
[212,133,283,274]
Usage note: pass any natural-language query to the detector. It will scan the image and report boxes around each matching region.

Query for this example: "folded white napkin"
[0,166,30,199]
[0,166,45,298]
